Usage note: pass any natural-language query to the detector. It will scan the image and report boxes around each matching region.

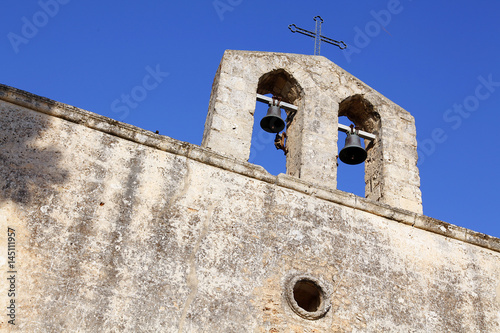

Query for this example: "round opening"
[285,274,331,320]
[293,279,322,312]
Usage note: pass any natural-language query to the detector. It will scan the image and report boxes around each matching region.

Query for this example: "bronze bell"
[260,104,285,133]
[339,130,367,165]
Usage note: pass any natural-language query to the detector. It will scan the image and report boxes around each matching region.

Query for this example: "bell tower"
[202,50,422,214]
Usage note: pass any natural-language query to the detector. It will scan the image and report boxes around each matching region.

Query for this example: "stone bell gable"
[202,50,422,213]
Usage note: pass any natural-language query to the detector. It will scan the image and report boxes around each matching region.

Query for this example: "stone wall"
[0,62,499,332]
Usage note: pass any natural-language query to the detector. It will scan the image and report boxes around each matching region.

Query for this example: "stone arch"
[338,95,381,134]
[338,95,382,200]
[257,69,303,105]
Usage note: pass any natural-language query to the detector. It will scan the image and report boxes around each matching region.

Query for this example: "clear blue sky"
[2,1,500,238]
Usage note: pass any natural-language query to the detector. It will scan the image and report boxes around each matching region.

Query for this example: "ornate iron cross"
[289,16,346,55]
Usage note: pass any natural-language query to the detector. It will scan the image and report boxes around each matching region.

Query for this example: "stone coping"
[1,83,498,253]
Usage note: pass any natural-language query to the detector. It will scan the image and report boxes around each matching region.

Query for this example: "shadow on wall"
[0,99,69,206]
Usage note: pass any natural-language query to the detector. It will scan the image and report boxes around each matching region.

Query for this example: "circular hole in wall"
[293,279,322,312]
[285,274,331,320]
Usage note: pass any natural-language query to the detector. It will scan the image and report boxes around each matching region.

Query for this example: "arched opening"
[337,95,381,198]
[337,116,365,196]
[249,69,303,175]
[249,93,287,175]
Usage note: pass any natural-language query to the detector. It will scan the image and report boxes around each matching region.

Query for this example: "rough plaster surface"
[0,56,499,332]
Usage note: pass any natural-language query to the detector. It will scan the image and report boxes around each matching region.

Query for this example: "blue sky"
[2,1,500,238]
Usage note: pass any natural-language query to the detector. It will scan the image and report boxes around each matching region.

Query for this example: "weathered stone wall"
[202,50,422,213]
[0,84,499,332]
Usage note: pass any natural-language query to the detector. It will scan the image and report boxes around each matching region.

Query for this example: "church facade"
[0,50,499,332]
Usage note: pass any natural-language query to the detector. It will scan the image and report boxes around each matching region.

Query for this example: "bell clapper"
[274,131,288,155]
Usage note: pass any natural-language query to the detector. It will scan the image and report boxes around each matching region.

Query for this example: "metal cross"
[289,16,346,55]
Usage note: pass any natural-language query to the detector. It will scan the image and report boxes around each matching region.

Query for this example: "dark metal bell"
[339,131,367,165]
[260,104,285,133]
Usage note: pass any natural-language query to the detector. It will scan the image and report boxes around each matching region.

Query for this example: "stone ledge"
[1,83,498,253]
